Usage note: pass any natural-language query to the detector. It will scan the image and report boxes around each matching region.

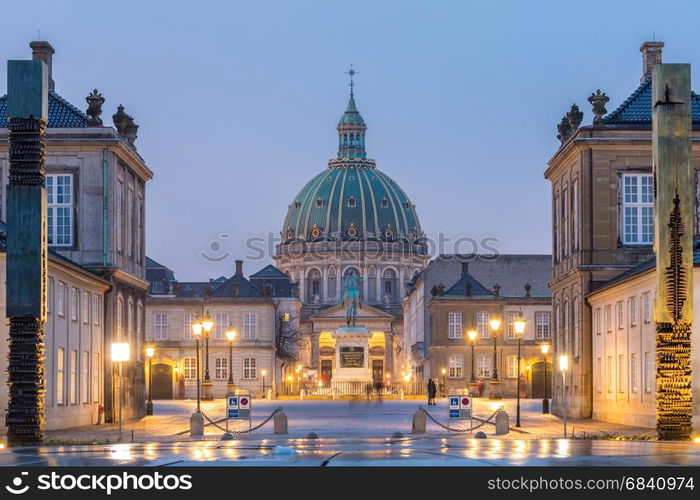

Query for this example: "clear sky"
[3,0,700,280]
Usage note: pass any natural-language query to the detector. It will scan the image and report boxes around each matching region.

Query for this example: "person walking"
[427,378,437,405]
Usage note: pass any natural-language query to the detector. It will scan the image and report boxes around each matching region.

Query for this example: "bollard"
[495,409,509,436]
[300,389,306,401]
[190,411,204,437]
[274,411,288,434]
[332,388,339,400]
[412,410,426,434]
[399,389,404,401]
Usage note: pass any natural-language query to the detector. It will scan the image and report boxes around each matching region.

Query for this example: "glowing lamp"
[145,347,154,358]
[489,317,501,332]
[559,355,569,372]
[467,328,478,342]
[201,310,214,333]
[225,328,236,342]
[112,342,130,362]
[541,343,550,355]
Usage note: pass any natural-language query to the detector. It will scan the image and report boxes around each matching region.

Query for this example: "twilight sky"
[3,0,700,281]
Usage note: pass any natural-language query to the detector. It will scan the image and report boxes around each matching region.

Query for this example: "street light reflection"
[111,444,133,461]
[555,439,570,457]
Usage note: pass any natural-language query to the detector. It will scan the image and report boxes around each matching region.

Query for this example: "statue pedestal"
[331,325,372,383]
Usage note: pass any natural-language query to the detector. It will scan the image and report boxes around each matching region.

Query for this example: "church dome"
[282,86,422,243]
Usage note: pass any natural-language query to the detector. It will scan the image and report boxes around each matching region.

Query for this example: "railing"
[276,380,428,397]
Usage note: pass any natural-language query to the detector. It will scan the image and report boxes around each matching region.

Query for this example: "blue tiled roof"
[604,78,700,125]
[442,273,494,297]
[249,264,288,278]
[0,90,88,127]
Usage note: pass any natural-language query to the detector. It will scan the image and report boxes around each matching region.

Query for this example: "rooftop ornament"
[588,89,609,125]
[85,89,104,126]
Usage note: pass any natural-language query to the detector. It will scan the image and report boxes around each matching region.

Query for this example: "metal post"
[118,361,123,441]
[516,336,521,427]
[492,334,498,381]
[470,342,475,383]
[195,338,201,412]
[204,332,211,382]
[146,356,153,415]
[228,341,233,384]
[542,355,549,414]
[562,369,567,438]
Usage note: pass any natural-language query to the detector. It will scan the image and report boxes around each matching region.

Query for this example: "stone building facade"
[545,41,700,419]
[0,40,153,426]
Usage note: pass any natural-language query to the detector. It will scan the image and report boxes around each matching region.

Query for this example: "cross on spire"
[346,65,358,96]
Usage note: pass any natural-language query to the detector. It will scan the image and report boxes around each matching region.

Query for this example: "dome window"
[316,199,324,208]
[380,198,388,208]
[349,175,355,180]
[309,225,322,239]
[348,197,356,208]
[403,201,410,209]
[294,201,301,209]
[346,222,359,238]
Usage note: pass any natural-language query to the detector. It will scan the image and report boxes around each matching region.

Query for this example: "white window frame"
[506,355,519,379]
[616,301,624,329]
[215,357,229,379]
[56,347,65,405]
[476,354,491,378]
[594,308,601,335]
[154,314,168,340]
[46,173,74,246]
[243,357,257,379]
[81,351,89,404]
[244,314,257,340]
[82,292,90,324]
[93,294,101,325]
[506,311,519,339]
[448,355,463,378]
[70,287,78,321]
[642,292,651,323]
[92,353,100,403]
[183,357,196,379]
[183,314,194,339]
[447,312,463,339]
[630,353,638,393]
[535,311,550,339]
[215,313,229,340]
[604,304,612,332]
[629,296,637,327]
[69,349,78,405]
[116,178,124,253]
[621,173,653,245]
[476,312,490,339]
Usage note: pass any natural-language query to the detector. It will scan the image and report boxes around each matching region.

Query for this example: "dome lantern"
[337,66,367,159]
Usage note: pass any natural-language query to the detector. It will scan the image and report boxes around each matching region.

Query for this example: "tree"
[275,307,303,362]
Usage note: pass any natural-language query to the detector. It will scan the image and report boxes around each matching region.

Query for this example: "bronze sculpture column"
[652,63,694,440]
[5,59,49,446]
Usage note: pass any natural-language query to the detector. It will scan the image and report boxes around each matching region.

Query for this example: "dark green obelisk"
[5,59,48,446]
[652,63,694,440]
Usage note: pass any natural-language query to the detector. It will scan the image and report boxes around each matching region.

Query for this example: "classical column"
[652,63,694,441]
[5,60,48,446]
[311,332,320,369]
[322,266,328,304]
[362,265,369,302]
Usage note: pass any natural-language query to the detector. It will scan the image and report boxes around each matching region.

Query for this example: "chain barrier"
[197,407,284,435]
[418,405,503,433]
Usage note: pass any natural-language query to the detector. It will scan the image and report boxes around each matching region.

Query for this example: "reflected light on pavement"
[111,444,133,461]
[538,440,551,457]
[555,439,570,457]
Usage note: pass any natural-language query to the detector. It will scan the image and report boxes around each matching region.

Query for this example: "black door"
[320,359,333,384]
[151,363,173,399]
[372,359,383,385]
[531,360,552,399]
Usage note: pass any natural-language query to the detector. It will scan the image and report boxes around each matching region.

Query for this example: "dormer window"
[348,197,356,208]
[316,199,324,208]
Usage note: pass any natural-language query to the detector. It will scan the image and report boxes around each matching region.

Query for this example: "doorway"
[320,359,333,384]
[372,359,384,385]
[531,360,552,399]
[151,363,173,399]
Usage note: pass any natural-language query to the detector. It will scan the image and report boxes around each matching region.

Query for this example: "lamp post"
[225,325,236,396]
[488,317,502,399]
[540,343,550,414]
[513,312,527,428]
[559,354,569,438]
[190,318,204,436]
[201,310,214,401]
[467,328,478,395]
[145,347,154,416]
[111,342,130,442]
[261,369,268,399]
[441,367,447,397]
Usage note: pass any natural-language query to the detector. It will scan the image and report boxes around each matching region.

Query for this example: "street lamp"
[540,343,551,414]
[467,328,478,386]
[111,342,130,442]
[441,367,447,397]
[145,347,155,416]
[201,309,214,400]
[261,369,267,399]
[225,325,236,396]
[489,316,502,398]
[513,312,527,428]
[191,319,203,412]
[559,354,569,438]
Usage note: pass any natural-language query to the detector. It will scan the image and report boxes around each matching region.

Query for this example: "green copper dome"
[282,93,422,242]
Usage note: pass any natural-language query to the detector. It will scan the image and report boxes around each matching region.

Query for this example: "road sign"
[227,394,251,420]
[448,394,472,419]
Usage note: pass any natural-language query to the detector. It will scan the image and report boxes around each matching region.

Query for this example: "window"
[92,353,100,403]
[82,292,90,324]
[81,351,89,403]
[93,295,101,325]
[183,314,194,339]
[70,350,77,404]
[46,174,73,246]
[622,173,653,244]
[553,193,560,260]
[316,198,324,208]
[506,355,519,379]
[243,357,257,379]
[596,358,602,393]
[594,308,601,335]
[644,352,653,393]
[506,311,519,339]
[476,312,490,338]
[572,179,579,250]
[70,287,78,321]
[642,292,651,323]
[136,302,143,362]
[48,278,54,313]
[616,301,624,329]
[629,297,637,327]
[154,314,168,340]
[56,347,65,405]
[630,353,638,393]
[380,198,388,208]
[127,187,134,258]
[447,312,462,339]
[57,282,65,316]
[348,198,356,208]
[604,304,612,332]
[476,355,491,378]
[244,314,257,339]
[618,355,625,392]
[535,312,550,339]
[448,355,463,378]
[136,195,144,263]
[183,357,196,379]
[606,356,613,393]
[572,297,580,358]
[215,358,229,379]
[116,179,123,252]
[117,297,124,340]
[562,187,569,256]
[215,313,229,340]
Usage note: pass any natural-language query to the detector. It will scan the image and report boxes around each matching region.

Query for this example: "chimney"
[30,41,55,90]
[235,260,243,276]
[461,262,469,276]
[640,41,664,83]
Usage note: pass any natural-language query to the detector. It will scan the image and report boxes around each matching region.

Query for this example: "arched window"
[562,299,570,354]
[307,268,322,303]
[116,296,124,341]
[572,297,580,358]
[127,299,134,359]
[382,268,398,304]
